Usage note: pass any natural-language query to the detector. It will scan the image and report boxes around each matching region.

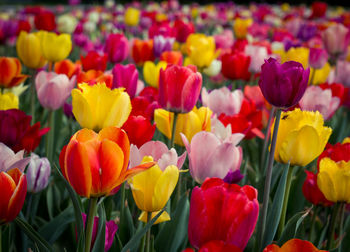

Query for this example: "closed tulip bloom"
[272,108,332,167]
[0,93,19,110]
[57,14,78,34]
[154,107,212,146]
[322,24,350,60]
[122,115,156,148]
[0,143,30,173]
[282,47,309,69]
[124,7,140,26]
[54,59,81,78]
[0,168,27,224]
[233,18,253,39]
[335,60,350,87]
[160,51,183,65]
[128,156,179,224]
[302,171,333,206]
[221,51,251,81]
[131,39,155,66]
[181,131,243,184]
[299,85,340,120]
[34,11,56,31]
[41,31,72,63]
[173,19,195,43]
[35,71,76,110]
[309,48,328,69]
[153,35,175,58]
[201,87,243,116]
[259,58,309,108]
[80,51,108,72]
[104,33,129,64]
[188,178,259,250]
[0,57,28,88]
[72,83,131,131]
[158,64,202,113]
[143,61,167,88]
[26,153,51,193]
[263,239,326,252]
[185,34,218,68]
[16,31,47,69]
[59,127,154,198]
[112,64,138,98]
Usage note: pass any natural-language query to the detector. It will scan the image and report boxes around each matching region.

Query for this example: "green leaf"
[38,207,75,244]
[262,162,289,249]
[14,217,53,252]
[92,202,106,252]
[121,209,165,252]
[340,215,350,252]
[118,202,135,245]
[46,185,54,220]
[155,194,190,252]
[317,216,330,249]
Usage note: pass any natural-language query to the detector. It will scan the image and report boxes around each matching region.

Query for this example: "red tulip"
[319,82,346,105]
[317,141,350,169]
[80,51,108,72]
[131,96,159,121]
[122,115,156,148]
[16,20,31,35]
[34,11,56,31]
[198,241,242,252]
[173,19,195,43]
[54,59,81,79]
[0,109,49,153]
[131,39,155,66]
[158,64,202,113]
[188,178,259,250]
[302,171,333,206]
[0,168,27,224]
[310,2,327,19]
[221,51,251,81]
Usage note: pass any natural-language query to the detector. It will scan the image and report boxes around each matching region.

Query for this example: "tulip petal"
[0,172,16,223]
[138,210,171,224]
[72,88,95,129]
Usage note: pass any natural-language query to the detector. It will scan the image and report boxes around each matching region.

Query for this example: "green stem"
[260,107,275,172]
[25,193,33,222]
[328,203,341,250]
[309,205,319,242]
[257,108,282,251]
[338,202,346,251]
[120,183,126,222]
[145,212,152,252]
[45,110,55,162]
[30,75,36,124]
[278,164,293,237]
[310,68,316,85]
[85,197,98,252]
[176,172,183,203]
[170,112,179,148]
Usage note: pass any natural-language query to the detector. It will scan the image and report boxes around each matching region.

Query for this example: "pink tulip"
[201,87,243,116]
[112,64,138,98]
[309,47,328,69]
[0,143,30,173]
[299,85,340,120]
[181,131,243,184]
[130,140,186,170]
[214,29,234,50]
[35,71,76,110]
[104,33,129,64]
[244,45,269,73]
[322,24,350,61]
[335,60,350,87]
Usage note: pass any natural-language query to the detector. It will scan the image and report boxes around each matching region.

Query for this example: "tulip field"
[1,0,350,251]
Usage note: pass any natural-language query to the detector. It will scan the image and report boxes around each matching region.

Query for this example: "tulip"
[299,85,340,120]
[54,59,80,78]
[57,14,78,34]
[122,115,156,148]
[310,62,331,85]
[0,93,19,110]
[104,33,129,64]
[0,57,28,88]
[131,39,155,65]
[160,51,183,65]
[41,31,72,63]
[112,64,138,98]
[143,61,167,88]
[77,70,113,89]
[131,95,159,121]
[153,35,175,58]
[272,108,332,167]
[263,239,326,252]
[0,168,27,224]
[181,131,243,184]
[173,19,195,43]
[322,23,350,61]
[26,153,51,193]
[233,18,253,39]
[221,51,251,81]
[282,47,309,69]
[0,143,30,173]
[319,82,346,105]
[34,11,56,31]
[35,71,76,110]
[71,82,130,130]
[185,33,218,68]
[82,213,118,252]
[128,156,179,224]
[302,171,333,206]
[201,87,243,116]
[244,45,269,73]
[309,48,328,69]
[310,2,327,18]
[259,58,309,108]
[124,7,140,26]
[59,127,154,198]
[16,31,47,69]
[317,141,350,165]
[188,178,259,250]
[202,59,222,77]
[0,109,49,153]
[158,64,202,113]
[335,60,350,87]
[80,51,108,72]
[214,29,234,50]
[154,107,212,146]
[197,241,242,252]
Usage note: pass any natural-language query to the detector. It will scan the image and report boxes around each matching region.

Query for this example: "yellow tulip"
[233,18,253,39]
[272,108,332,166]
[343,137,350,144]
[282,47,309,69]
[310,62,331,85]
[124,7,140,26]
[0,92,19,110]
[185,34,218,68]
[72,83,131,131]
[317,158,350,203]
[128,156,179,224]
[16,31,47,69]
[143,61,167,88]
[41,31,72,63]
[154,106,212,146]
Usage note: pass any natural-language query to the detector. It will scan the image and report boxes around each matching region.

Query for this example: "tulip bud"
[309,48,328,69]
[26,153,51,193]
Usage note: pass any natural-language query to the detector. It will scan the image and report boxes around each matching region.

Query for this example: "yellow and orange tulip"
[0,57,28,88]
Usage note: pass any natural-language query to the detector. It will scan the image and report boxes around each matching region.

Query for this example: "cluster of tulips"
[1,0,350,251]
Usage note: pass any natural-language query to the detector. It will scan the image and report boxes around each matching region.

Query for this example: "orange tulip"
[160,51,183,65]
[263,239,327,252]
[59,127,154,198]
[54,59,81,78]
[77,70,113,88]
[131,39,155,66]
[0,57,28,88]
[0,168,27,224]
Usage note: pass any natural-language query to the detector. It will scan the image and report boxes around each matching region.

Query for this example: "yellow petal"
[138,210,171,224]
[154,109,173,140]
[71,87,95,129]
[143,61,157,87]
[0,93,19,110]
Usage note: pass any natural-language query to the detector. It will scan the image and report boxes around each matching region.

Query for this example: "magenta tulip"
[104,33,129,63]
[112,63,138,98]
[309,47,328,69]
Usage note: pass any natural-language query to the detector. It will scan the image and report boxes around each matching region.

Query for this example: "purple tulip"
[104,33,129,63]
[153,35,175,58]
[112,64,138,98]
[309,47,328,69]
[26,153,51,193]
[258,57,309,108]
